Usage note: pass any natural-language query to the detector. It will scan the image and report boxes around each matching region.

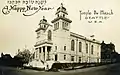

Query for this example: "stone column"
[39,47,41,60]
[37,48,39,59]
[47,47,51,60]
[38,47,39,59]
[41,47,43,61]
[36,48,38,59]
[35,49,37,59]
[45,46,47,61]
[43,47,45,61]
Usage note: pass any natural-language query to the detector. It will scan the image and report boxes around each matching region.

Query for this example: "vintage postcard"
[0,0,120,75]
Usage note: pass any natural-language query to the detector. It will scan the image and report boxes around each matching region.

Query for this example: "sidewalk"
[20,63,117,73]
[59,63,117,72]
[16,63,119,75]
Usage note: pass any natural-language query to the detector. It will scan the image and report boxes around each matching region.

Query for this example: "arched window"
[54,24,56,29]
[71,40,75,51]
[64,46,66,51]
[79,42,82,52]
[48,30,52,40]
[62,22,64,28]
[39,47,41,53]
[67,23,68,26]
[63,14,65,17]
[58,14,59,17]
[57,22,59,29]
[86,43,88,53]
[44,25,46,28]
[91,45,94,54]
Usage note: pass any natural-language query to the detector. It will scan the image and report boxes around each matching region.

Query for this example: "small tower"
[51,3,72,31]
[35,16,51,41]
[36,16,49,32]
[35,16,53,61]
[51,3,72,61]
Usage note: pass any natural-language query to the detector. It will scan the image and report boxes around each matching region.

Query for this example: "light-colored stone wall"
[34,5,101,63]
[52,34,101,63]
[35,23,101,63]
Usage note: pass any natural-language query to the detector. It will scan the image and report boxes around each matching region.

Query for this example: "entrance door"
[47,46,51,60]
[55,54,58,61]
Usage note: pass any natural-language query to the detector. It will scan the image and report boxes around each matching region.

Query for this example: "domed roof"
[35,16,51,32]
[57,3,66,11]
[40,16,47,23]
[56,3,68,15]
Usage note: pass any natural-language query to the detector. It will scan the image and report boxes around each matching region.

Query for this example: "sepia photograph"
[0,0,120,75]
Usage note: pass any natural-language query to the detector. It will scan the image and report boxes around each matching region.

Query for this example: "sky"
[0,0,120,56]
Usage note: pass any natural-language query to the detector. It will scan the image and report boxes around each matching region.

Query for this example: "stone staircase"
[27,59,55,70]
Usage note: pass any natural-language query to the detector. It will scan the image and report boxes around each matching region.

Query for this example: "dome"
[39,16,47,24]
[56,3,68,15]
[57,3,66,11]
[35,16,50,32]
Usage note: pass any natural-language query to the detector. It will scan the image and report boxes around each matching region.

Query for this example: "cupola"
[36,16,50,32]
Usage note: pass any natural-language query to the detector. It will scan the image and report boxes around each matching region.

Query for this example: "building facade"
[101,41,117,63]
[34,4,101,63]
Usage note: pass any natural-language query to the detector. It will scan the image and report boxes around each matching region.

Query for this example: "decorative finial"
[61,3,63,7]
[43,16,45,19]
[42,16,47,22]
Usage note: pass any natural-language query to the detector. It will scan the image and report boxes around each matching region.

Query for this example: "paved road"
[0,63,120,75]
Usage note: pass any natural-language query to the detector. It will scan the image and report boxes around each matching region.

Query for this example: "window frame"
[48,30,52,40]
[91,45,94,54]
[55,46,57,51]
[79,57,81,62]
[86,43,88,53]
[79,42,82,52]
[64,55,66,60]
[71,40,75,51]
[71,56,74,61]
[64,46,66,51]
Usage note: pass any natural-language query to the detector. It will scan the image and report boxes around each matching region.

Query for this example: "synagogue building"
[34,3,101,63]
